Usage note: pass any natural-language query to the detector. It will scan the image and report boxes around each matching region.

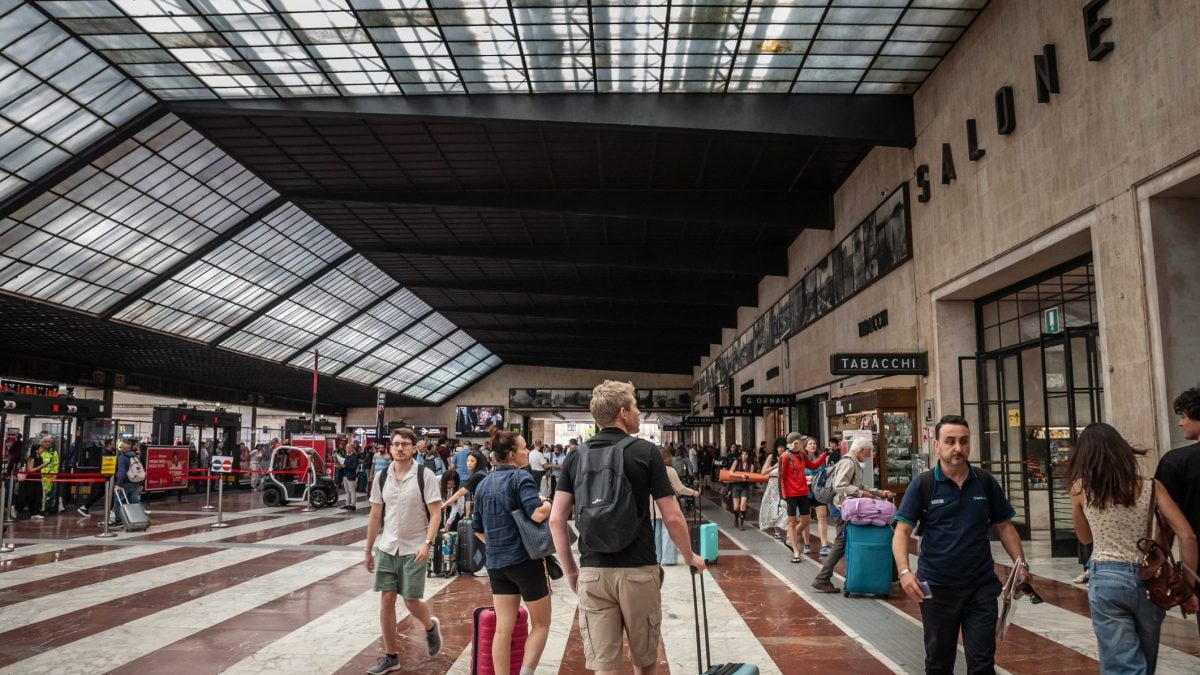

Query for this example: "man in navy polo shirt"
[892,414,1028,675]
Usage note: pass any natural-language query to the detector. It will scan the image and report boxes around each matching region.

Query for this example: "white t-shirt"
[369,462,442,556]
[527,449,546,472]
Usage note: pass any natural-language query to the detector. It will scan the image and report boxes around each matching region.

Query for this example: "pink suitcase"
[471,605,528,675]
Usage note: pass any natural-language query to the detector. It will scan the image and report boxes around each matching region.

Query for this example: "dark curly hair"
[1174,386,1200,421]
[1065,423,1147,508]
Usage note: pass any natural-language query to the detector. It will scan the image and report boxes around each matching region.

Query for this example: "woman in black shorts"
[472,427,552,675]
[727,447,757,530]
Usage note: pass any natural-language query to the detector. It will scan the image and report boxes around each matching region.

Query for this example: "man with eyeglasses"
[363,428,444,674]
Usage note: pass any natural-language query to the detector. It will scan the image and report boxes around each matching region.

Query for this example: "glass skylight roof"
[425,350,501,403]
[0,0,154,200]
[113,202,350,341]
[35,0,987,96]
[219,253,398,361]
[287,286,432,375]
[341,311,456,390]
[0,112,277,314]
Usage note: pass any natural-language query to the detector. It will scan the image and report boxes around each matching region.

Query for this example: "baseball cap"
[785,432,802,444]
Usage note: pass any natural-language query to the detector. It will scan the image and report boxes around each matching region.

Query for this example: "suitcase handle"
[690,567,712,674]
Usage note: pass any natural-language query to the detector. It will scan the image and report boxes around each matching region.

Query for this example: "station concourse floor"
[0,484,1197,674]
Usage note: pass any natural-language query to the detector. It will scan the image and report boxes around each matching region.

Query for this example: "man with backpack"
[111,440,145,528]
[811,437,892,593]
[363,428,443,675]
[892,415,1027,675]
[549,380,704,675]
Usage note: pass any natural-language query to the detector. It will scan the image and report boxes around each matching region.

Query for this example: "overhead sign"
[741,394,796,408]
[100,456,117,475]
[416,426,448,438]
[830,353,929,376]
[662,425,685,432]
[683,416,721,427]
[210,455,234,473]
[716,406,757,418]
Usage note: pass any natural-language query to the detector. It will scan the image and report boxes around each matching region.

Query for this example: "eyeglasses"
[393,441,414,448]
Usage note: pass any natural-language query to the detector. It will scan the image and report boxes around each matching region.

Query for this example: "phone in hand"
[919,581,933,599]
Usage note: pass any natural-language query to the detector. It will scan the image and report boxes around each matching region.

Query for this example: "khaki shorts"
[373,549,426,599]
[576,565,663,671]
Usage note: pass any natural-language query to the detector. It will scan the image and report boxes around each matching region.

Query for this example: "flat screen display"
[455,406,504,436]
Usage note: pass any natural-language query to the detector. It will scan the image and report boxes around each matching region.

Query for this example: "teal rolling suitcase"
[842,523,893,597]
[690,494,718,563]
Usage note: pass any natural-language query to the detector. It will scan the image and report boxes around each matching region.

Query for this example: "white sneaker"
[1073,569,1090,584]
[31,514,44,520]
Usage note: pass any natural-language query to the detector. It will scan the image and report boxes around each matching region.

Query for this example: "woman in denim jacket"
[472,427,552,675]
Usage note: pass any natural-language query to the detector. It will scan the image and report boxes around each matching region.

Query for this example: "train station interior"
[2,0,1200,673]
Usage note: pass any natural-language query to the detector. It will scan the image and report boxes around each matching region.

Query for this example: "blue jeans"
[1088,560,1165,674]
[653,518,677,565]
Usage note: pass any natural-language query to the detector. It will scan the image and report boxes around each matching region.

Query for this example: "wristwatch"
[423,539,434,547]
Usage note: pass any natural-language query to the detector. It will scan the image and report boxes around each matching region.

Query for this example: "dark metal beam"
[450,316,723,346]
[296,189,832,230]
[211,250,357,346]
[438,303,734,328]
[330,308,438,378]
[101,196,288,320]
[498,354,695,375]
[0,104,168,221]
[377,245,787,276]
[403,279,757,308]
[167,93,915,147]
[484,339,706,359]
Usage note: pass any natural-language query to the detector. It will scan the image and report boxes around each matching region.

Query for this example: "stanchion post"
[211,475,229,528]
[97,476,117,539]
[201,468,215,511]
[0,475,14,553]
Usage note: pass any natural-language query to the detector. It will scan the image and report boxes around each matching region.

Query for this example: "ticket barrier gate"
[151,406,242,495]
[8,393,109,511]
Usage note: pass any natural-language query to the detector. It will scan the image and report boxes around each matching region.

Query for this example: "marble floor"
[0,484,1196,674]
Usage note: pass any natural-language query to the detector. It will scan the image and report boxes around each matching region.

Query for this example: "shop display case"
[828,388,919,495]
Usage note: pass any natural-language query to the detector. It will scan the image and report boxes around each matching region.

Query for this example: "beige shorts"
[576,565,663,671]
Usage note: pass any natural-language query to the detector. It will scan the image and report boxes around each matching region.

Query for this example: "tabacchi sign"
[830,353,929,376]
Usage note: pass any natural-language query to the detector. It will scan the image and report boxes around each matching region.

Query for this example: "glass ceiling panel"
[0,112,277,314]
[286,286,432,375]
[0,1,153,201]
[425,351,501,404]
[36,0,986,96]
[219,253,399,361]
[113,202,348,341]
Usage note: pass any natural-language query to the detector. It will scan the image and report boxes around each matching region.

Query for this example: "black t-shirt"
[465,472,486,494]
[1154,443,1200,552]
[558,427,673,568]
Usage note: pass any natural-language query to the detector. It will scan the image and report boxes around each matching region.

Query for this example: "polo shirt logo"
[930,498,945,505]
[973,496,987,501]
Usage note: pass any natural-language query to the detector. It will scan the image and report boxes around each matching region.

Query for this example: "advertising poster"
[146,446,189,491]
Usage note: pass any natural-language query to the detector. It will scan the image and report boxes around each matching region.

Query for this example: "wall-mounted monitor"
[455,406,504,436]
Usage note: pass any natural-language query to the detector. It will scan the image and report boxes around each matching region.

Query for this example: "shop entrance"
[959,256,1100,555]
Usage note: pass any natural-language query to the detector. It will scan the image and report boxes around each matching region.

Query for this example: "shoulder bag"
[1136,479,1198,614]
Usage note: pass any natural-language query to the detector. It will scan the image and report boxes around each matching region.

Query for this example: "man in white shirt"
[527,443,547,491]
[364,428,444,674]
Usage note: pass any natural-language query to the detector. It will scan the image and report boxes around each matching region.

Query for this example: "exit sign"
[1043,307,1063,334]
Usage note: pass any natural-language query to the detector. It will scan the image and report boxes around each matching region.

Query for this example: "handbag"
[511,507,556,559]
[1136,480,1198,613]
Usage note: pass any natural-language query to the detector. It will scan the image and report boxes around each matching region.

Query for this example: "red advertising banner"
[145,446,189,491]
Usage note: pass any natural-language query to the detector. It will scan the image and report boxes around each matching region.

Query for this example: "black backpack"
[913,467,999,536]
[574,436,640,553]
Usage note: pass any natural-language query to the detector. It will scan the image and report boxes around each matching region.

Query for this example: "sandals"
[790,556,803,563]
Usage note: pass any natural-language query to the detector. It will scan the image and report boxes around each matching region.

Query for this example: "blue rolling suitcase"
[842,523,893,597]
[691,568,759,675]
[690,494,718,564]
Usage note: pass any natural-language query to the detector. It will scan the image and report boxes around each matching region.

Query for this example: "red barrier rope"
[13,473,106,483]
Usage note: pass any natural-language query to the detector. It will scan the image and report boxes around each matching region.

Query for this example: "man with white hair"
[811,436,892,593]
